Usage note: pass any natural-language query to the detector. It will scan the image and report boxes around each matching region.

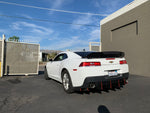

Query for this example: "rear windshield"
[75,51,125,59]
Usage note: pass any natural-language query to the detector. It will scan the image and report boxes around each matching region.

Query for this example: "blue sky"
[0,0,133,51]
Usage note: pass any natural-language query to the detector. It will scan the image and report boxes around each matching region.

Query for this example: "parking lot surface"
[0,66,150,113]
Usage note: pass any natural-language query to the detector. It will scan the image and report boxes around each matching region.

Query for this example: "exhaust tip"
[89,83,96,88]
[126,80,128,84]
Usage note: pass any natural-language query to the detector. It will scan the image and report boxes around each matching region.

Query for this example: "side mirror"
[49,59,53,61]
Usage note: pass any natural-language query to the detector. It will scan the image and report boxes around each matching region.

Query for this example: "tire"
[62,70,74,93]
[44,67,50,80]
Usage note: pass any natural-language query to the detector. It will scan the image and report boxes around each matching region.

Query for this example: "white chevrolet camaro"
[45,51,129,93]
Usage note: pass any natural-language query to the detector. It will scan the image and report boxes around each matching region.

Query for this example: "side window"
[53,54,68,61]
[53,54,63,61]
[63,54,68,60]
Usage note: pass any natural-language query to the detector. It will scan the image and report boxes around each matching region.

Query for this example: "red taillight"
[120,60,127,64]
[79,62,101,67]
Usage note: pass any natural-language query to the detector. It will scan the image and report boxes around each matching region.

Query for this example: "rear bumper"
[74,73,129,90]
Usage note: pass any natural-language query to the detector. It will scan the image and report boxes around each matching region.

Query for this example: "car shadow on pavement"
[38,71,44,75]
[76,90,101,95]
[97,105,110,113]
[75,86,123,95]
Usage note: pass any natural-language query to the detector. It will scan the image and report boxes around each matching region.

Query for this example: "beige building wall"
[100,0,150,76]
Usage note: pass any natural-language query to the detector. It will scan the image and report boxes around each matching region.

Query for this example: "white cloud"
[0,29,8,34]
[93,1,101,8]
[88,29,100,41]
[72,36,79,40]
[11,21,53,35]
[92,0,127,15]
[51,0,64,9]
[71,15,94,30]
[21,36,42,43]
[10,21,54,43]
[100,0,123,13]
[48,33,60,41]
[21,14,33,19]
[49,0,74,14]
[48,37,80,49]
[11,22,22,30]
[42,36,89,50]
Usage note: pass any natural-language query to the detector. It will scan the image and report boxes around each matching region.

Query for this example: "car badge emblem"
[109,61,113,63]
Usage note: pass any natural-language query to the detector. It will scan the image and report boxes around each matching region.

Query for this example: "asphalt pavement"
[0,66,150,113]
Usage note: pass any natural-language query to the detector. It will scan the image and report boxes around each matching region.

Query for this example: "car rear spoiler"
[87,51,125,59]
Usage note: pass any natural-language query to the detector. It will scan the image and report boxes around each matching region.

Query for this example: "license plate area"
[108,70,118,76]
